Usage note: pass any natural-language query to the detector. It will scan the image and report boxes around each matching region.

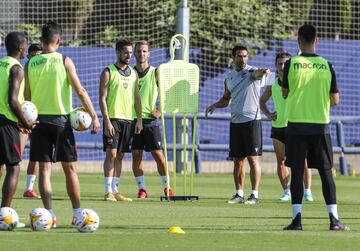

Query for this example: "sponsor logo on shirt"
[293,62,327,70]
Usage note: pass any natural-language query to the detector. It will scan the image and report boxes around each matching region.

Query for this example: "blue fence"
[2,39,360,167]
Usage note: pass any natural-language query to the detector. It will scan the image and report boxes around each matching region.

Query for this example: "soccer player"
[25,21,100,228]
[132,40,174,198]
[0,31,34,207]
[205,45,269,204]
[22,43,42,199]
[282,24,349,231]
[260,52,314,202]
[99,38,143,202]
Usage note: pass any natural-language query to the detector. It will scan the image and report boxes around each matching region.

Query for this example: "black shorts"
[229,120,262,158]
[0,115,21,165]
[271,127,287,144]
[132,125,162,151]
[103,119,133,152]
[30,122,77,162]
[285,133,333,170]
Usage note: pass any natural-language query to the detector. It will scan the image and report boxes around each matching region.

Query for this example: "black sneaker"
[245,194,259,204]
[227,194,245,204]
[329,213,350,231]
[283,213,303,230]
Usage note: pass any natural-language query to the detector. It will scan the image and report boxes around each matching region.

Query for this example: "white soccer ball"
[74,208,100,233]
[0,207,19,231]
[70,107,92,131]
[21,101,38,124]
[29,208,53,231]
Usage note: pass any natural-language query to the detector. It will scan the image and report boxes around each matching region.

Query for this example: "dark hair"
[115,38,132,51]
[232,45,248,57]
[275,51,291,64]
[298,24,317,43]
[5,31,27,55]
[41,21,62,44]
[134,40,149,51]
[28,43,42,54]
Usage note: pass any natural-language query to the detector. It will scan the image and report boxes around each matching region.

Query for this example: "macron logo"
[293,62,327,70]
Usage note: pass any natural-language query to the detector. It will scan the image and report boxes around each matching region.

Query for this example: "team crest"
[123,81,129,89]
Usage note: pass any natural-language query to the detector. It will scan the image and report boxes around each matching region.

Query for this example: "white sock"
[236,190,244,197]
[327,204,338,219]
[112,177,120,193]
[292,204,302,219]
[25,175,36,190]
[73,208,82,216]
[284,187,290,194]
[135,176,146,190]
[48,209,56,218]
[304,188,312,195]
[161,176,168,189]
[251,190,259,198]
[105,177,113,194]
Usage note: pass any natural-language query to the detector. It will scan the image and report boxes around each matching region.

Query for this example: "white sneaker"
[304,193,314,202]
[278,192,291,202]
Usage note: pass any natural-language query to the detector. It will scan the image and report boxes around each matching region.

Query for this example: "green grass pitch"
[1,171,360,251]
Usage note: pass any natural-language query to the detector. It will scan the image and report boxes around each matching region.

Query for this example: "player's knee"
[115,154,124,162]
[151,150,164,162]
[132,150,143,160]
[105,151,117,162]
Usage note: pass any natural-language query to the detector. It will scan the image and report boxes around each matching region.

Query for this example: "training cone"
[168,226,185,234]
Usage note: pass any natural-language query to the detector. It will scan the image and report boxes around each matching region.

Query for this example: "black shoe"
[227,194,245,204]
[283,213,303,230]
[329,213,350,231]
[245,194,259,204]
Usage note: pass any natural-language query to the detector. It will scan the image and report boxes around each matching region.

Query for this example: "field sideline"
[1,172,359,251]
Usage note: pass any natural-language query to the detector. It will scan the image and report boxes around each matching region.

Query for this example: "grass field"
[1,171,360,251]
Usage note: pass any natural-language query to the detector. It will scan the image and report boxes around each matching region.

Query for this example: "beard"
[119,58,130,65]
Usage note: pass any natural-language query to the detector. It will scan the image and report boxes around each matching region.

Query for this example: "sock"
[304,188,312,195]
[284,187,290,194]
[112,177,120,193]
[251,190,259,198]
[160,176,168,189]
[292,204,302,219]
[135,176,146,190]
[73,208,82,216]
[327,204,338,220]
[236,190,244,197]
[25,175,36,190]
[48,209,56,218]
[105,177,112,194]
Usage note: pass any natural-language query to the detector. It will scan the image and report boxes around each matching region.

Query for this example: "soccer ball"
[29,208,53,231]
[21,101,38,124]
[70,107,92,131]
[74,208,100,233]
[0,207,19,231]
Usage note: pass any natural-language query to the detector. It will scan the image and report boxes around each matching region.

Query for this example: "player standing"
[131,40,174,198]
[99,38,143,202]
[22,43,42,199]
[282,24,349,231]
[206,45,269,204]
[26,21,100,227]
[0,31,33,207]
[259,52,314,202]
